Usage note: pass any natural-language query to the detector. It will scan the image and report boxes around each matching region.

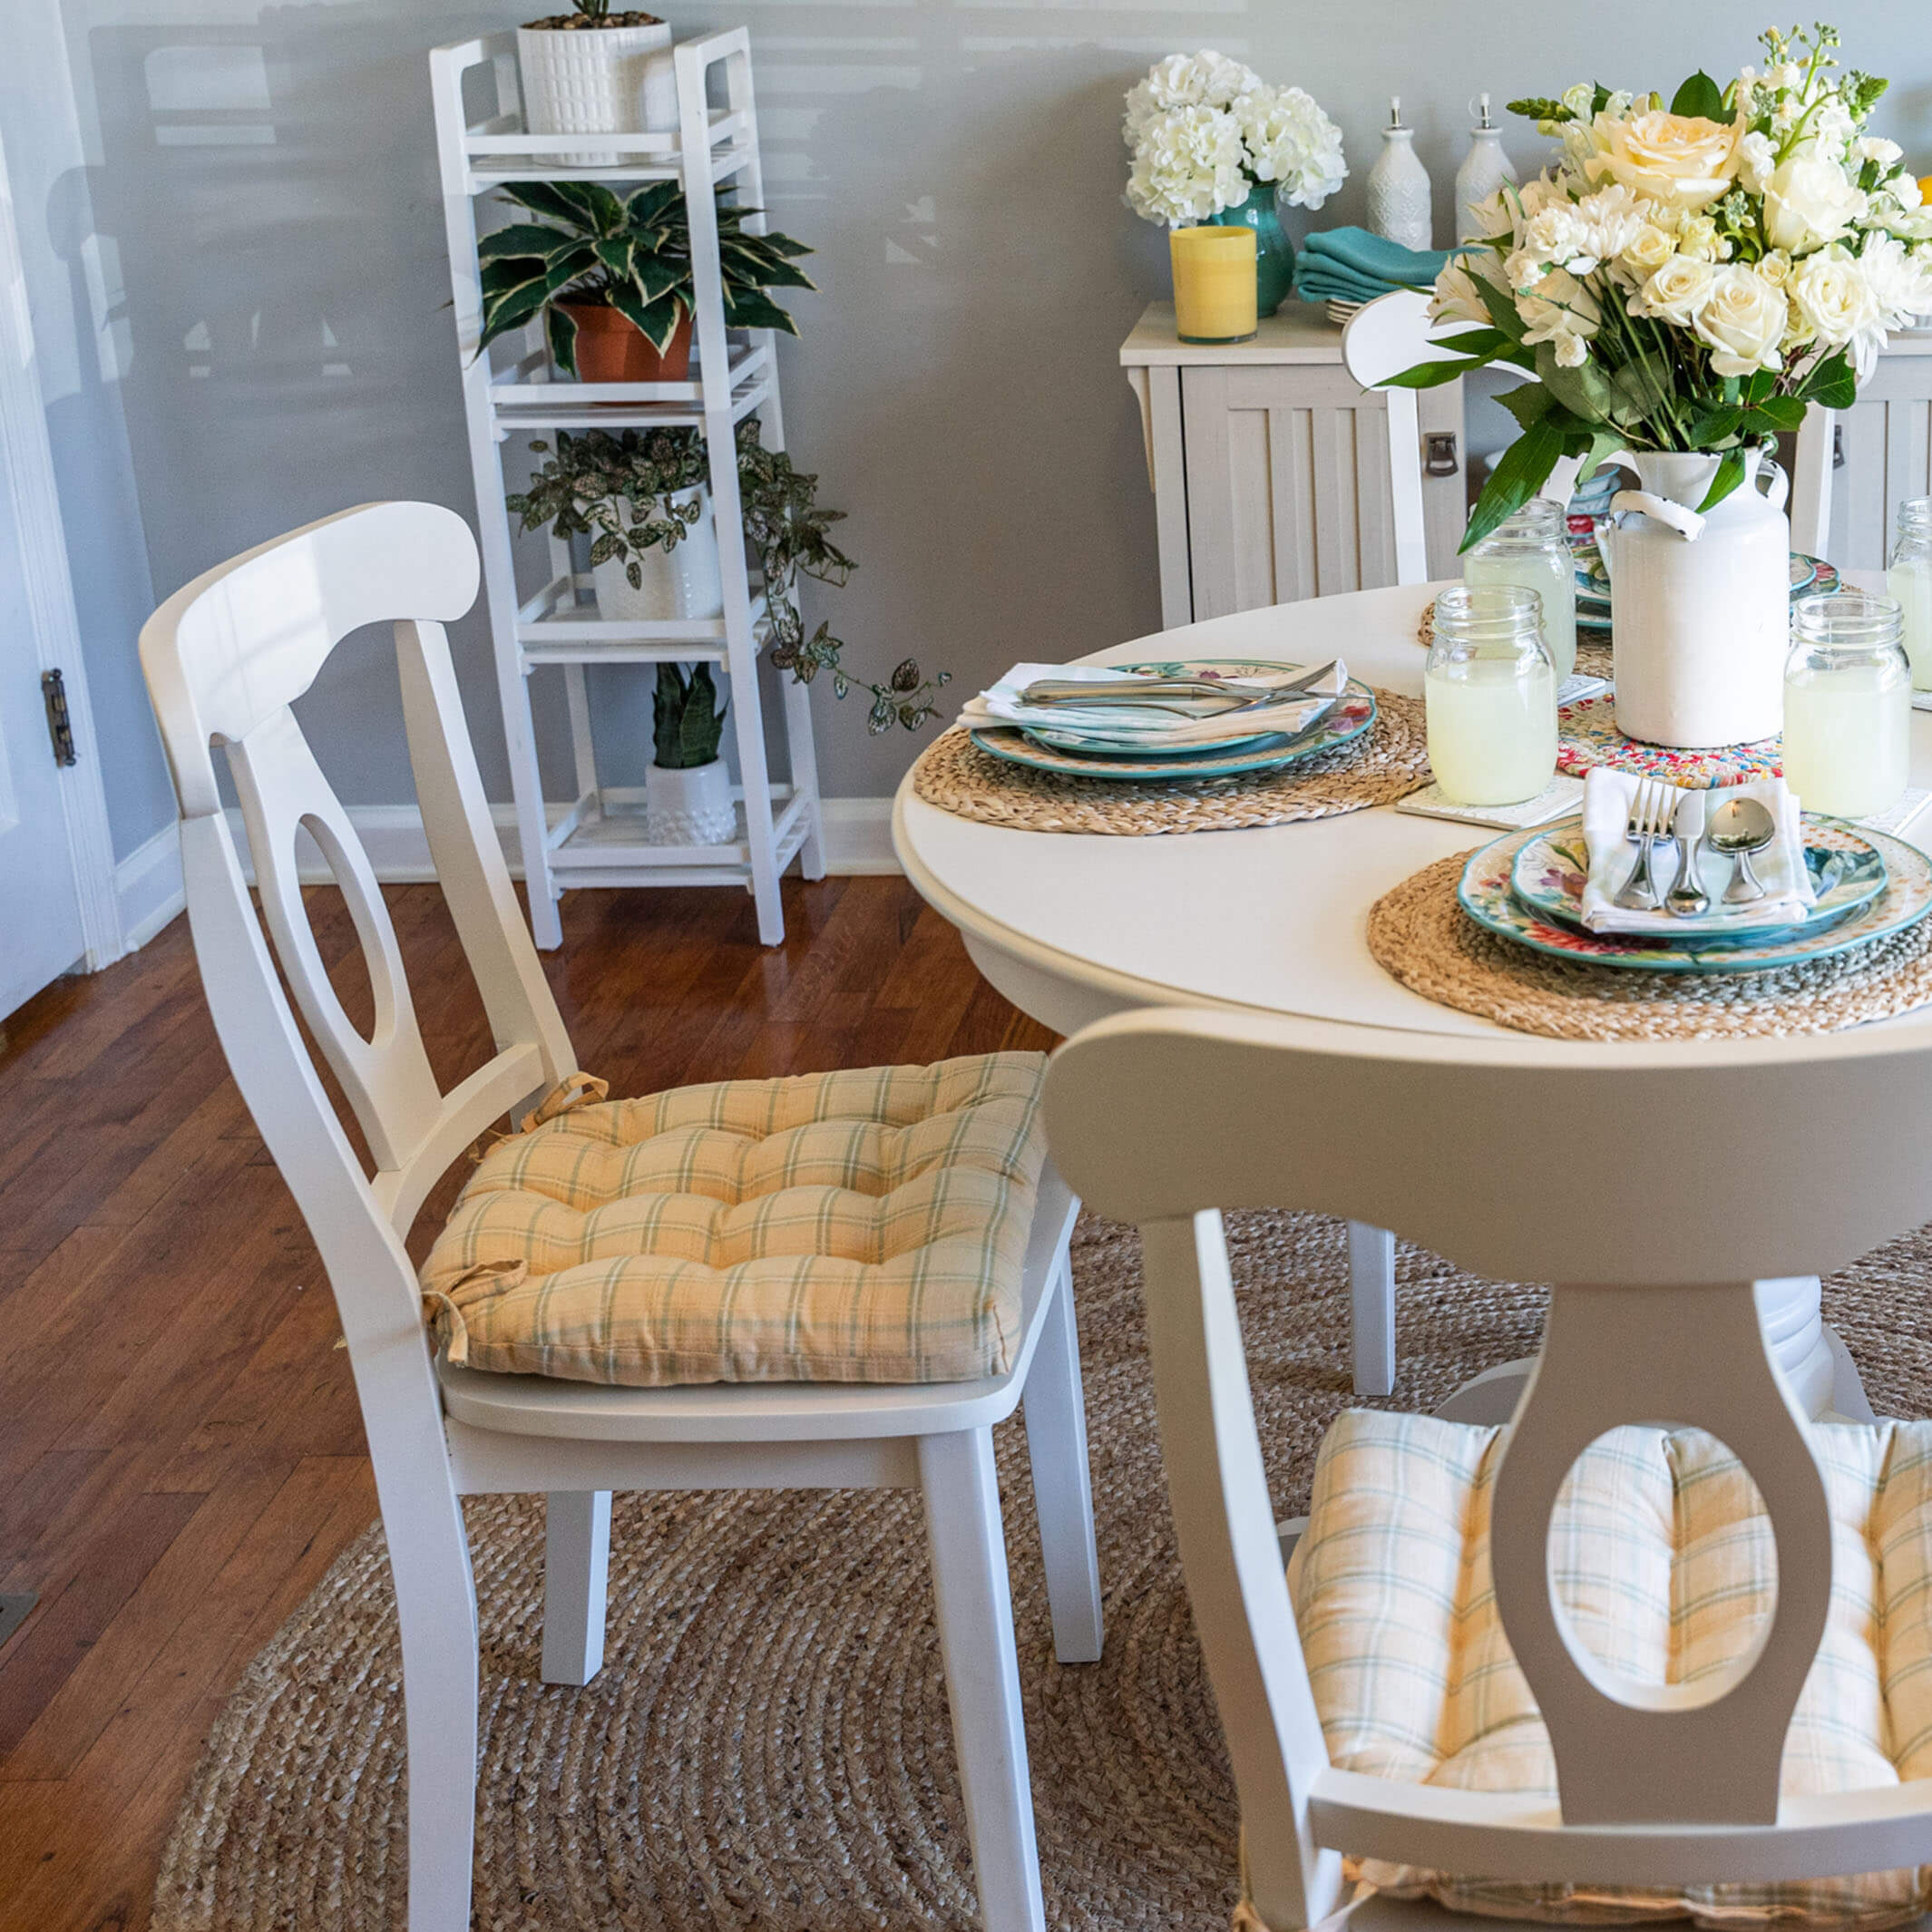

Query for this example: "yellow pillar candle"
[1170,225,1257,345]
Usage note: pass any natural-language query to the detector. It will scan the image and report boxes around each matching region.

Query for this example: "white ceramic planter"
[516,21,677,167]
[1599,447,1792,748]
[646,759,735,844]
[590,488,724,622]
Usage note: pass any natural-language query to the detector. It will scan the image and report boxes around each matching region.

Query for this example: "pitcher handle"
[1757,455,1791,512]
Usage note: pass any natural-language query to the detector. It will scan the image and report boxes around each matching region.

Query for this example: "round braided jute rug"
[153,1211,1932,1932]
[1369,850,1932,1041]
[909,694,1429,835]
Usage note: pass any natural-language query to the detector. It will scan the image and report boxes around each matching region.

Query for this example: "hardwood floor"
[0,874,1052,1932]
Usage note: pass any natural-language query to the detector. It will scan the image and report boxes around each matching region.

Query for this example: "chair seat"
[1289,1410,1932,1929]
[419,1052,1049,1387]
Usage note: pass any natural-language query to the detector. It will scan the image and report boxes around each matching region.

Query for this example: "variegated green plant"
[475,181,815,375]
[652,662,727,769]
[506,427,709,588]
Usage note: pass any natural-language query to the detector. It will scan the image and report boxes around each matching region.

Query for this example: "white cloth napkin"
[957,660,1348,749]
[1578,768,1813,935]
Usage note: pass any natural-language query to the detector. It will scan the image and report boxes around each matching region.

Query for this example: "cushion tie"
[422,1258,529,1366]
[469,1071,611,1164]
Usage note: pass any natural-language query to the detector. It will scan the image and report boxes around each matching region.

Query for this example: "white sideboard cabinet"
[1121,300,1467,629]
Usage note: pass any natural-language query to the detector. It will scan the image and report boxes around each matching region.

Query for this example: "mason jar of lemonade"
[1424,583,1557,806]
[1461,499,1577,684]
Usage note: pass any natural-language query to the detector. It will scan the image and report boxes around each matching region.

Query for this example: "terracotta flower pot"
[556,301,692,383]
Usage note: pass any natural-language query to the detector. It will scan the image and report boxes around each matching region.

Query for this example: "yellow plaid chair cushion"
[419,1053,1049,1386]
[1287,1410,1932,1930]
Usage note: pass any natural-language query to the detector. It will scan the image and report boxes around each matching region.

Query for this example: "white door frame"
[0,126,123,973]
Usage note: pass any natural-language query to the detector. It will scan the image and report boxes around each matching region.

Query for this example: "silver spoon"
[1706,795,1778,904]
[1664,789,1710,918]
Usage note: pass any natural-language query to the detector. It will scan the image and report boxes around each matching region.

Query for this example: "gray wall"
[20,0,1932,837]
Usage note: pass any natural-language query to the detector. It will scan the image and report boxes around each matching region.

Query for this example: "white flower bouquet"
[1401,24,1932,548]
[1122,51,1346,228]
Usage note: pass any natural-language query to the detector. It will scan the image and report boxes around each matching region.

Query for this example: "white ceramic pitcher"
[1596,446,1791,747]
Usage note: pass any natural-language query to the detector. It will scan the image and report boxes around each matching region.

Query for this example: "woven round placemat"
[1413,600,1614,680]
[151,1209,1932,1932]
[1369,850,1932,1040]
[910,692,1429,834]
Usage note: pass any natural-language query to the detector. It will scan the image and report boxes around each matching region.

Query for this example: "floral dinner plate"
[1574,544,1826,616]
[1509,817,1889,942]
[971,662,1377,783]
[1458,818,1932,972]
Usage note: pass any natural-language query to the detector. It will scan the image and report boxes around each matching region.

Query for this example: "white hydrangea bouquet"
[1400,23,1932,549]
[1122,51,1345,227]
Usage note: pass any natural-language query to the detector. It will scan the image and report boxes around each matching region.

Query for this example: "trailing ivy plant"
[507,427,709,589]
[507,418,950,734]
[476,181,815,376]
[652,662,728,769]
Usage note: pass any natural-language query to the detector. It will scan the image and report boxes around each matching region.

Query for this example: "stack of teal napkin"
[1294,227,1453,305]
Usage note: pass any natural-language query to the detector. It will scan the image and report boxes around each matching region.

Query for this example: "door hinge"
[1832,424,1847,470]
[41,669,77,767]
[1423,431,1460,478]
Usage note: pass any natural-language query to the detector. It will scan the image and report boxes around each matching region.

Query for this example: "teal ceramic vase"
[1213,181,1295,317]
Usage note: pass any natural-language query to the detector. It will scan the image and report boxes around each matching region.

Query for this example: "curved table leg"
[1347,1222,1396,1398]
[1434,1276,1875,1427]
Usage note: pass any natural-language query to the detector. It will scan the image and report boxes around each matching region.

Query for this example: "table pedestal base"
[1430,1276,1875,1428]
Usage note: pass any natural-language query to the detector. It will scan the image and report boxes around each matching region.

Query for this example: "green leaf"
[545,302,580,377]
[678,663,727,766]
[1380,357,1478,390]
[605,280,684,353]
[1747,394,1807,433]
[724,288,799,335]
[1460,416,1565,551]
[1806,352,1857,411]
[1470,269,1528,340]
[1680,404,1744,446]
[1698,448,1747,512]
[478,221,577,263]
[1535,342,1630,428]
[1670,71,1724,120]
[1611,351,1673,425]
[1743,368,1778,405]
[624,181,683,227]
[1494,382,1554,431]
[502,181,602,227]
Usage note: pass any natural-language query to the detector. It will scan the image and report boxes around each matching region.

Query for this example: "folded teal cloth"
[1293,226,1452,302]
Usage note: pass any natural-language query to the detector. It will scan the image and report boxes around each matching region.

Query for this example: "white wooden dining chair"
[138,502,1103,1932]
[1342,287,1833,580]
[1045,1003,1932,1932]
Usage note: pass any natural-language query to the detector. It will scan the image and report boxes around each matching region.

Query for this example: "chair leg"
[1346,1221,1396,1398]
[919,1428,1047,1932]
[542,1490,611,1686]
[1022,1258,1103,1664]
[385,1484,480,1932]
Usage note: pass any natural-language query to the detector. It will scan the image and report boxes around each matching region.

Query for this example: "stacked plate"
[959,659,1380,784]
[1456,814,1932,973]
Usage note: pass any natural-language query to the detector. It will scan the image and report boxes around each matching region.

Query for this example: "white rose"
[1636,253,1716,323]
[1754,248,1794,288]
[1619,222,1676,277]
[1789,246,1880,346]
[1675,213,1726,261]
[1586,109,1739,211]
[1693,264,1788,375]
[1762,154,1867,252]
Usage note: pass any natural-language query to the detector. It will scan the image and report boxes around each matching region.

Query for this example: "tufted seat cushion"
[418,1053,1049,1387]
[1287,1410,1932,1929]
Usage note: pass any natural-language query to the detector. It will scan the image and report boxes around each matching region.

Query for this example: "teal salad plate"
[1459,817,1932,973]
[1575,546,1827,620]
[971,660,1377,783]
[1508,817,1889,942]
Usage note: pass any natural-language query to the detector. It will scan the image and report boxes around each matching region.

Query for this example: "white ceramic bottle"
[1454,94,1517,240]
[1367,97,1433,253]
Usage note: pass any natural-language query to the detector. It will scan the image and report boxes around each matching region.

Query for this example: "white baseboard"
[113,824,186,951]
[111,796,900,951]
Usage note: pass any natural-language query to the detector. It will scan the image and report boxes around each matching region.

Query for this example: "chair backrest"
[140,503,575,1371]
[1043,1005,1932,1926]
[1345,288,1836,578]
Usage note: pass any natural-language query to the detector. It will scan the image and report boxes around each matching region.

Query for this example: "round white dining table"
[893,576,1918,1425]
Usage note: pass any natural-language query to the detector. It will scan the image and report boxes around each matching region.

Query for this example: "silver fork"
[1613,778,1671,911]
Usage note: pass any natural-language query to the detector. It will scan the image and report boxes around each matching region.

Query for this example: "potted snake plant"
[477,181,814,382]
[517,3,675,167]
[648,662,734,843]
[508,427,722,621]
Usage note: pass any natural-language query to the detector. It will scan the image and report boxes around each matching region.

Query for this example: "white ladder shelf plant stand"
[430,26,825,950]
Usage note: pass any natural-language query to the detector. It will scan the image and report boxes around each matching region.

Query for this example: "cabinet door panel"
[1831,358,1932,569]
[1180,363,1462,620]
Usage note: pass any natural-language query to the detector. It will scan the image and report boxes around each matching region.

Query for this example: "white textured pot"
[590,489,724,621]
[646,759,735,845]
[1599,447,1792,748]
[517,21,677,167]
